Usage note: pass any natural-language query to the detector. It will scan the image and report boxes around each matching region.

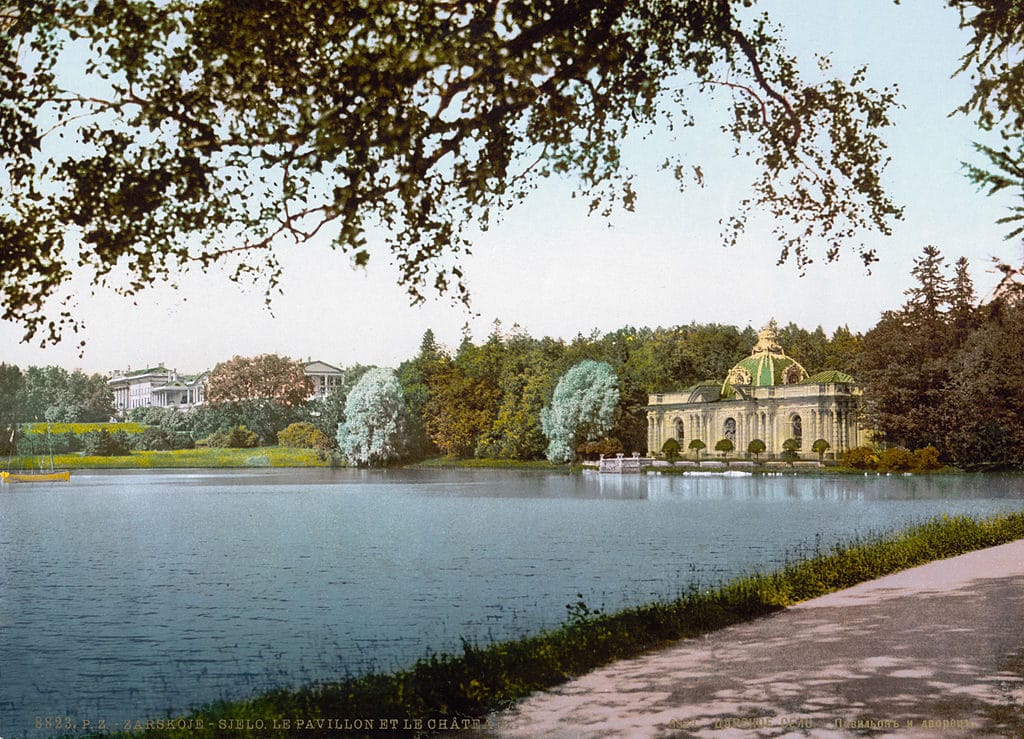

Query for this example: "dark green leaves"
[3,0,909,344]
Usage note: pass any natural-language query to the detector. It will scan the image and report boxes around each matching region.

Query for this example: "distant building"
[108,367,207,413]
[646,322,865,460]
[303,360,344,400]
[109,359,345,413]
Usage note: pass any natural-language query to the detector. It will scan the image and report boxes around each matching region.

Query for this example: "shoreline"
[102,512,1024,738]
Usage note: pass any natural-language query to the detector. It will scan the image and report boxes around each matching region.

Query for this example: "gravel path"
[481,540,1024,737]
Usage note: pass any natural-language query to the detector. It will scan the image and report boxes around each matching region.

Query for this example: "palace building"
[646,322,866,460]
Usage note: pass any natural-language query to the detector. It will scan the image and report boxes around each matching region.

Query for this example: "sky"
[2,0,1020,376]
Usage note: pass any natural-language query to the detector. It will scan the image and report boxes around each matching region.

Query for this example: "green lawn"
[5,447,329,468]
[22,421,148,435]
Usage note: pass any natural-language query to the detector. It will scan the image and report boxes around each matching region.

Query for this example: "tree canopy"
[337,367,409,466]
[1,0,919,344]
[206,354,311,406]
[541,359,619,463]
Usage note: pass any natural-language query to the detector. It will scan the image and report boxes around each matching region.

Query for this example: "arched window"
[674,418,684,441]
[724,417,736,442]
[792,414,803,447]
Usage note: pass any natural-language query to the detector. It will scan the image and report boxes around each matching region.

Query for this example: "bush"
[201,425,260,449]
[660,438,681,462]
[84,429,132,456]
[132,427,195,451]
[577,437,623,460]
[842,446,879,470]
[878,446,914,472]
[277,422,331,450]
[715,438,734,459]
[44,432,85,454]
[911,445,943,472]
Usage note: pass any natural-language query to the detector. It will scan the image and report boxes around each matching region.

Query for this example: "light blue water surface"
[1,468,1022,737]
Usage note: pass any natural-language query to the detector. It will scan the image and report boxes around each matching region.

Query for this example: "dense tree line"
[857,245,1024,469]
[383,319,863,464]
[0,364,115,450]
[0,323,868,463]
[7,250,1024,469]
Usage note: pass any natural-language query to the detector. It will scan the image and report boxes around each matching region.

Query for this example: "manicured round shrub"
[660,437,681,462]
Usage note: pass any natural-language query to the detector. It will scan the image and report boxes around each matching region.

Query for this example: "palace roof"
[722,321,808,392]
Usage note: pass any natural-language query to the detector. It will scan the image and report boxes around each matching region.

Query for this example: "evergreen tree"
[859,246,959,451]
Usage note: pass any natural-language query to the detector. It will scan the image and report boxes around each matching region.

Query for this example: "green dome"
[722,322,808,390]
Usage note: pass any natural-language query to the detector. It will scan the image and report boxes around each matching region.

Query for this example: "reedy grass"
[109,512,1024,738]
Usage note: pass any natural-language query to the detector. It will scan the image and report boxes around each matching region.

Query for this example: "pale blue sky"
[2,0,1018,374]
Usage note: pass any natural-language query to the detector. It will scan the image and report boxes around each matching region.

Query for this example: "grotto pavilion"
[646,322,866,460]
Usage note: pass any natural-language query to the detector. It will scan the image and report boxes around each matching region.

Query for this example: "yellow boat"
[1,469,71,483]
[3,424,71,483]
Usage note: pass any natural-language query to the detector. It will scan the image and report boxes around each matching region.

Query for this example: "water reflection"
[643,471,1024,502]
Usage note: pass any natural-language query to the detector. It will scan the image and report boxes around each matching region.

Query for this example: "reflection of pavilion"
[646,322,866,460]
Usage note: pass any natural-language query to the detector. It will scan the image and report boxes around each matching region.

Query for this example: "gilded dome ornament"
[722,320,808,391]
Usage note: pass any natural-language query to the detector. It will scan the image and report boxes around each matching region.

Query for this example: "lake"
[1,468,1022,737]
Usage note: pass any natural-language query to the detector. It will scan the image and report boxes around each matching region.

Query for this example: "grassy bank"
[5,447,328,469]
[412,456,577,471]
[107,512,1024,738]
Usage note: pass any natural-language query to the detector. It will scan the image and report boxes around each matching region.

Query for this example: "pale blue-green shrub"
[337,368,407,466]
[540,360,619,463]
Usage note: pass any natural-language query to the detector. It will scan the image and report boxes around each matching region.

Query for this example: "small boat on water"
[2,425,71,483]
[1,469,71,483]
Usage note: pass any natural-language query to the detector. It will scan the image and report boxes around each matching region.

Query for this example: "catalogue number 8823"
[35,716,107,732]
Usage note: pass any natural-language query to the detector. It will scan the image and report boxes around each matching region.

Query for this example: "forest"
[2,247,1023,470]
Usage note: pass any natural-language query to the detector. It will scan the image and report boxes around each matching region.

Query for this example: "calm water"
[1,468,1023,737]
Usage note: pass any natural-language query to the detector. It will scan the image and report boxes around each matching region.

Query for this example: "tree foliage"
[206,354,311,407]
[8,365,113,422]
[337,367,408,466]
[2,0,909,343]
[83,428,131,456]
[747,438,766,462]
[541,360,619,463]
[424,349,500,458]
[781,437,800,464]
[857,245,974,451]
[952,0,1024,239]
[0,363,22,454]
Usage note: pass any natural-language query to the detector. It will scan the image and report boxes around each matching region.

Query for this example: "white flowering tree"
[336,368,407,467]
[541,360,620,464]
